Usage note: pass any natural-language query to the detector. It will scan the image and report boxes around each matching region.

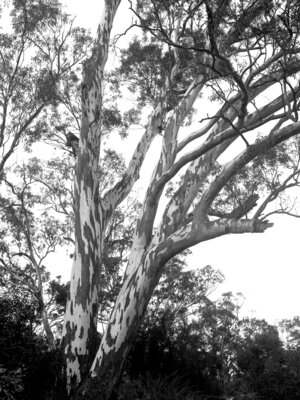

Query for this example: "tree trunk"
[41,308,56,351]
[75,246,164,400]
[60,95,105,389]
[60,0,121,393]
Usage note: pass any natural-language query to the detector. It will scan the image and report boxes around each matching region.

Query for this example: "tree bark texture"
[61,0,121,391]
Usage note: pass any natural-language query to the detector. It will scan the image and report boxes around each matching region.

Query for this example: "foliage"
[125,258,300,399]
[234,323,300,399]
[127,262,234,395]
[0,159,73,345]
[0,366,24,400]
[0,292,62,400]
[0,0,93,169]
[279,316,300,349]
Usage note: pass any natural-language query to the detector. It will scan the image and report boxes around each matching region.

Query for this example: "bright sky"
[54,0,300,324]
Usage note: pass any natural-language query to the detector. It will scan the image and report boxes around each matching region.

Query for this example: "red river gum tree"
[61,0,300,398]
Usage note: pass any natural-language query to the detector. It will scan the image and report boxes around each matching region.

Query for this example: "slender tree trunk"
[41,308,56,351]
[36,287,56,350]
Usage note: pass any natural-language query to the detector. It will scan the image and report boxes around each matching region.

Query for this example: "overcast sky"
[51,0,300,324]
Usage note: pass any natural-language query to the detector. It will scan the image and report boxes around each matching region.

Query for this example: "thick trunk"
[75,248,162,400]
[60,0,121,393]
[60,149,103,389]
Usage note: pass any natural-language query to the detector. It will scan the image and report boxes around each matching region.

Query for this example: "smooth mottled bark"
[60,1,300,398]
[61,0,122,391]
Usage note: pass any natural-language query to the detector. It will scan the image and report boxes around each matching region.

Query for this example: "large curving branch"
[153,217,273,270]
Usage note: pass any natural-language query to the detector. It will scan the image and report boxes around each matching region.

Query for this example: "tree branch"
[195,121,300,217]
[254,168,300,219]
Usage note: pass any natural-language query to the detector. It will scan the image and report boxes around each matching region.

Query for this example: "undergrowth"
[117,373,203,400]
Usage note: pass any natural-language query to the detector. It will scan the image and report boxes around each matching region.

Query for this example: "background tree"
[0,158,73,348]
[0,0,92,172]
[126,261,227,394]
[0,277,63,400]
[279,316,300,349]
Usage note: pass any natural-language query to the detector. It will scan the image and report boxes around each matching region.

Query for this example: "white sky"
[50,0,300,324]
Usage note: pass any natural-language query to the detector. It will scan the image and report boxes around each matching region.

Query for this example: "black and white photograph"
[1,1,300,399]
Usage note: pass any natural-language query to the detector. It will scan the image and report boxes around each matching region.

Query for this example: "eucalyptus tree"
[59,0,300,398]
[0,158,74,349]
[0,0,92,173]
